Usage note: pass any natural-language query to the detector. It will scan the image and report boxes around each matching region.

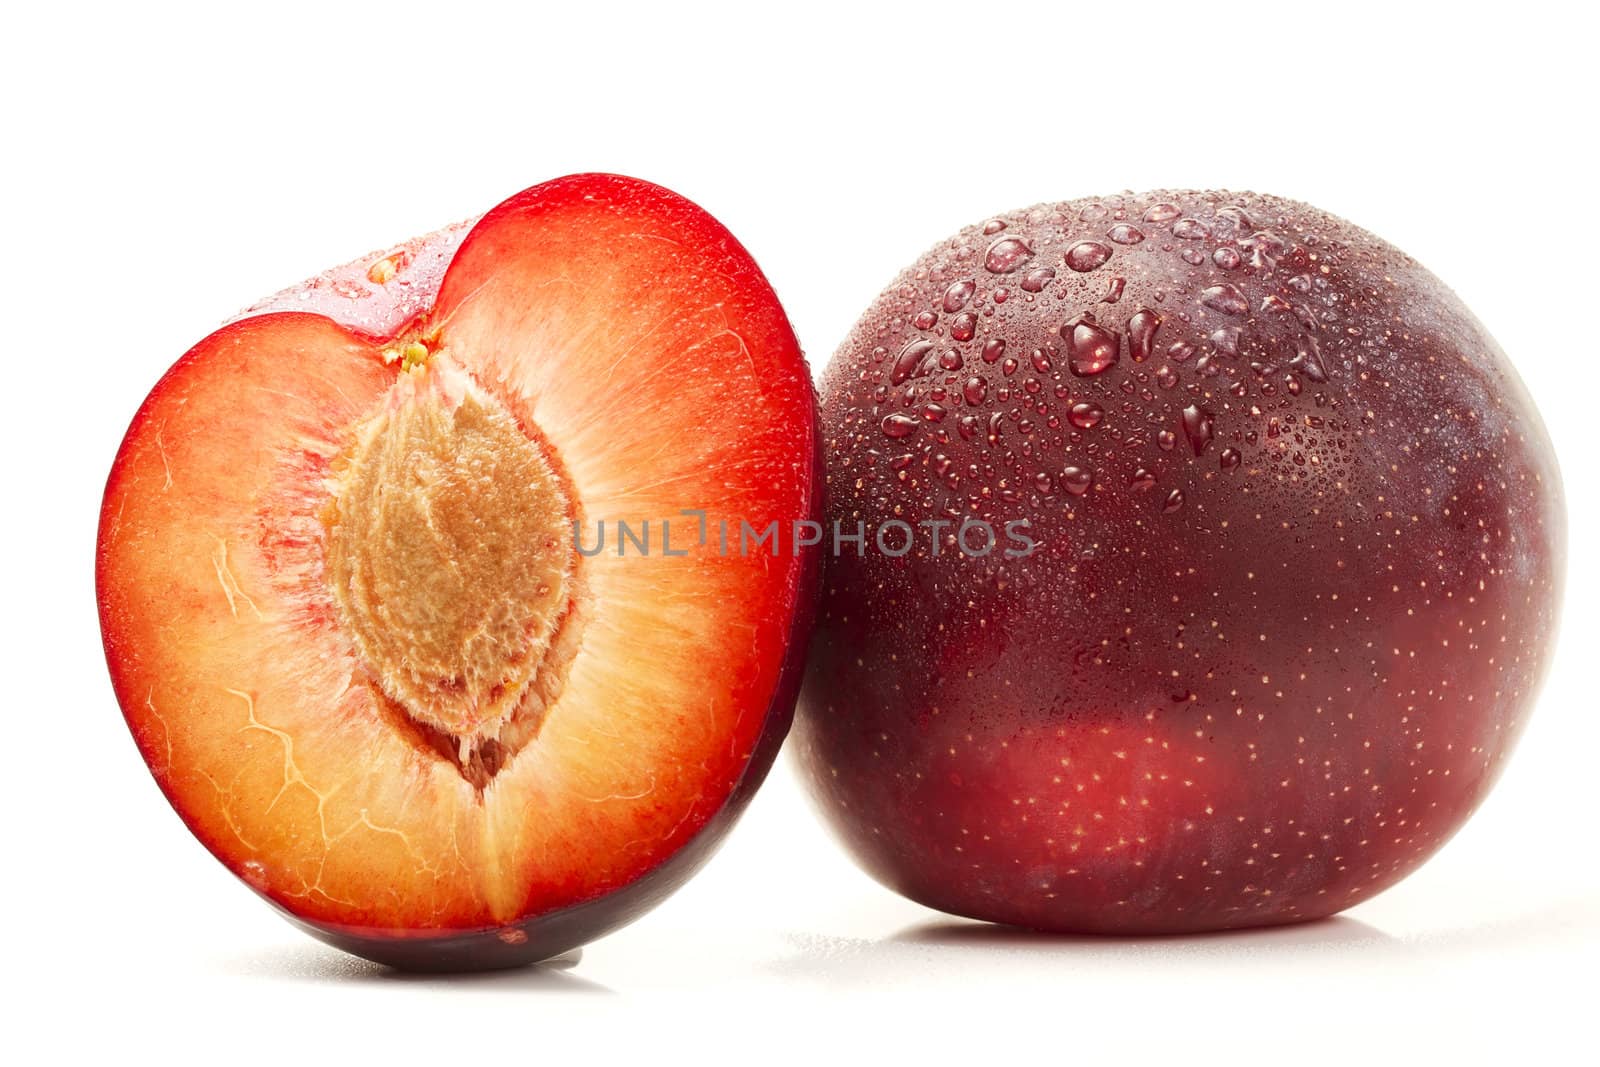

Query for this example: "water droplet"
[985,237,1033,274]
[983,219,1008,236]
[982,338,1007,363]
[1144,203,1180,223]
[939,349,964,370]
[1001,357,1019,375]
[1066,241,1113,272]
[1102,277,1126,303]
[1220,447,1242,471]
[891,339,936,385]
[332,279,372,300]
[1163,488,1186,512]
[1242,229,1289,269]
[1030,348,1053,373]
[1128,308,1162,362]
[1181,404,1215,455]
[881,413,919,439]
[1210,326,1241,355]
[367,256,401,285]
[1157,429,1177,451]
[1020,267,1056,293]
[1261,293,1294,318]
[1182,248,1206,265]
[1130,468,1157,491]
[1064,318,1121,376]
[1069,402,1104,429]
[1217,205,1258,232]
[1287,273,1313,293]
[1294,335,1329,382]
[1108,223,1145,245]
[922,402,947,422]
[1157,366,1180,389]
[943,279,977,313]
[1061,466,1093,495]
[963,377,988,405]
[1168,341,1195,363]
[951,313,978,342]
[1034,471,1055,494]
[1173,218,1210,240]
[1213,246,1242,270]
[993,287,1010,303]
[1201,284,1249,317]
[914,310,939,330]
[241,859,269,888]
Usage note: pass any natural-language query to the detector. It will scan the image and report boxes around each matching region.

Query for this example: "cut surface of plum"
[98,174,818,969]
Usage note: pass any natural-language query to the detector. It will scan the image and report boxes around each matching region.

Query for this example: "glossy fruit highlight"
[795,191,1563,933]
[98,174,818,969]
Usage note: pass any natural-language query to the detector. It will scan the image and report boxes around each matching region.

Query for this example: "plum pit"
[323,351,579,784]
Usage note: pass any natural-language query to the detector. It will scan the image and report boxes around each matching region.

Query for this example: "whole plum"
[794,191,1564,932]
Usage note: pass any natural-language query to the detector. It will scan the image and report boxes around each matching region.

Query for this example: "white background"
[4,1,1596,1062]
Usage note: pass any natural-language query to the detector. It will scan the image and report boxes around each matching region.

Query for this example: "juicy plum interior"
[98,175,817,969]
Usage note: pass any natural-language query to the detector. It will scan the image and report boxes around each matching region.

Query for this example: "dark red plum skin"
[794,191,1564,934]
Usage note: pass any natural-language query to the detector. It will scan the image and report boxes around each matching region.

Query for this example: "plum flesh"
[99,175,819,969]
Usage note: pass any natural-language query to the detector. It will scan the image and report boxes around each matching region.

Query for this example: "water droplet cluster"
[843,192,1380,530]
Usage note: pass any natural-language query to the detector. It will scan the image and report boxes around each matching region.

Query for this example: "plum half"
[97,174,819,969]
[795,191,1563,933]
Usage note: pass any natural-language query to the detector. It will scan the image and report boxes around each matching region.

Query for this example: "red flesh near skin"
[795,191,1563,933]
[99,174,819,969]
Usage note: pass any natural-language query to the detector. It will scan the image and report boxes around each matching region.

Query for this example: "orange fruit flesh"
[99,181,814,941]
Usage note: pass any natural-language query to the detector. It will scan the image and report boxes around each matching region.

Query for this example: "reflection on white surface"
[767,915,1396,987]
[203,886,1596,999]
[218,945,611,994]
